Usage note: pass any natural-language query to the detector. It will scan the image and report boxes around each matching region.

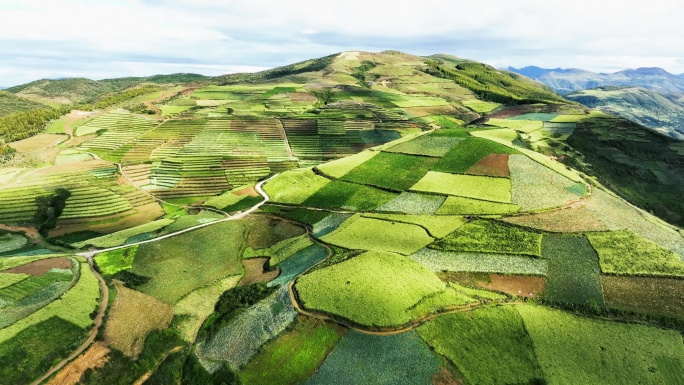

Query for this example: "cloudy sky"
[1,0,682,87]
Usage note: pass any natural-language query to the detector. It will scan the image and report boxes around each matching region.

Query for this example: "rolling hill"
[566,86,684,139]
[0,50,683,385]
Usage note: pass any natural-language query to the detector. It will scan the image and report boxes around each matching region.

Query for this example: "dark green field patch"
[268,243,329,287]
[433,137,519,174]
[244,215,307,250]
[417,306,543,385]
[303,180,398,211]
[543,234,605,310]
[341,152,438,190]
[0,316,86,385]
[430,220,542,257]
[304,330,441,385]
[602,275,684,321]
[384,135,463,157]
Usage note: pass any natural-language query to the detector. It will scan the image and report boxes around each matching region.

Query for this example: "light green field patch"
[321,215,434,255]
[470,128,519,144]
[518,304,684,385]
[384,134,463,157]
[0,260,99,344]
[243,234,314,265]
[376,192,447,215]
[487,118,544,133]
[392,97,449,108]
[203,192,247,210]
[174,275,242,342]
[436,196,521,215]
[431,219,543,257]
[0,273,29,290]
[507,113,558,121]
[264,168,331,204]
[411,171,512,203]
[509,155,579,211]
[362,213,467,238]
[0,233,28,253]
[462,99,501,113]
[409,249,548,276]
[296,250,446,327]
[94,246,139,276]
[74,219,174,248]
[317,150,379,178]
[550,111,608,123]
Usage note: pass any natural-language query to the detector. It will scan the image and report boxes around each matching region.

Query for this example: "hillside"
[566,86,684,139]
[0,50,683,385]
[509,66,684,95]
[0,91,49,117]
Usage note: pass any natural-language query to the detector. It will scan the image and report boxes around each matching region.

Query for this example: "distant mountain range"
[507,66,684,95]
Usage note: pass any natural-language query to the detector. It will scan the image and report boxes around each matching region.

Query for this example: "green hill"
[0,91,49,117]
[0,50,683,385]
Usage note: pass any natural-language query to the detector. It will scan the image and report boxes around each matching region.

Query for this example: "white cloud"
[0,0,682,86]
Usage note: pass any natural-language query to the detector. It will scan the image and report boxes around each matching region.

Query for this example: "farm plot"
[417,306,543,385]
[376,192,446,215]
[264,168,331,205]
[430,220,542,257]
[509,154,580,211]
[507,113,558,121]
[103,283,174,357]
[174,275,242,342]
[362,213,467,238]
[268,243,329,287]
[130,221,245,304]
[486,118,544,133]
[465,153,510,177]
[244,215,307,249]
[243,234,314,265]
[320,215,434,255]
[73,218,173,248]
[587,230,684,277]
[311,212,352,237]
[411,172,512,203]
[461,99,501,113]
[442,272,546,298]
[305,330,441,385]
[0,316,87,385]
[502,205,608,232]
[295,250,447,327]
[303,180,398,211]
[542,234,605,309]
[435,196,521,215]
[433,137,519,174]
[0,232,28,253]
[409,248,547,276]
[196,286,297,371]
[518,304,684,385]
[316,150,378,178]
[203,190,247,210]
[602,276,684,321]
[340,152,438,190]
[384,134,463,157]
[239,317,344,385]
[0,259,99,344]
[94,246,138,276]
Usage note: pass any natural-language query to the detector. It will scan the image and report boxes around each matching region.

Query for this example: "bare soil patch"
[245,215,306,249]
[234,186,259,197]
[290,92,317,102]
[466,154,510,177]
[502,204,608,233]
[47,342,110,385]
[9,134,68,153]
[439,272,545,298]
[239,257,280,286]
[5,257,73,276]
[433,367,464,385]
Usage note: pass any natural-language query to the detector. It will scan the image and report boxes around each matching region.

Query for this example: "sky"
[1,0,683,87]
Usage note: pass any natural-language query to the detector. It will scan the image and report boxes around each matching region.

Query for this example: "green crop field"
[303,180,398,211]
[362,213,467,238]
[130,221,246,303]
[264,168,331,204]
[509,155,580,210]
[340,152,438,190]
[376,192,446,215]
[518,305,684,385]
[430,220,542,257]
[542,234,605,309]
[321,215,435,255]
[305,330,441,385]
[295,250,447,327]
[74,219,173,248]
[587,231,684,277]
[410,248,548,276]
[435,196,521,215]
[433,137,519,174]
[411,172,512,203]
[243,233,314,265]
[384,134,463,157]
[462,99,501,113]
[418,306,543,385]
[602,275,684,321]
[94,246,139,276]
[316,150,378,178]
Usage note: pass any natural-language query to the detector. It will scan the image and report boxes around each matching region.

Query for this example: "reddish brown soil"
[239,257,280,286]
[47,342,110,385]
[433,367,464,385]
[503,205,608,233]
[4,257,72,276]
[466,154,510,177]
[290,92,317,102]
[234,186,259,197]
[439,272,546,298]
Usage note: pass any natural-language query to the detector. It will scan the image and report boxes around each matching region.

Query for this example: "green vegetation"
[321,215,434,255]
[131,221,245,303]
[509,154,580,210]
[75,219,173,248]
[418,306,543,385]
[269,243,329,287]
[602,276,684,322]
[94,246,139,276]
[0,316,87,385]
[410,249,547,276]
[461,99,501,113]
[435,196,521,215]
[316,150,378,178]
[433,137,519,174]
[543,234,605,309]
[0,106,69,143]
[264,168,331,204]
[341,152,438,190]
[384,134,463,157]
[296,250,446,327]
[430,220,542,257]
[412,172,511,203]
[305,330,441,385]
[518,304,684,385]
[0,91,47,117]
[362,213,467,238]
[243,234,314,265]
[587,230,684,277]
[303,180,398,211]
[376,192,446,215]
[239,317,343,385]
